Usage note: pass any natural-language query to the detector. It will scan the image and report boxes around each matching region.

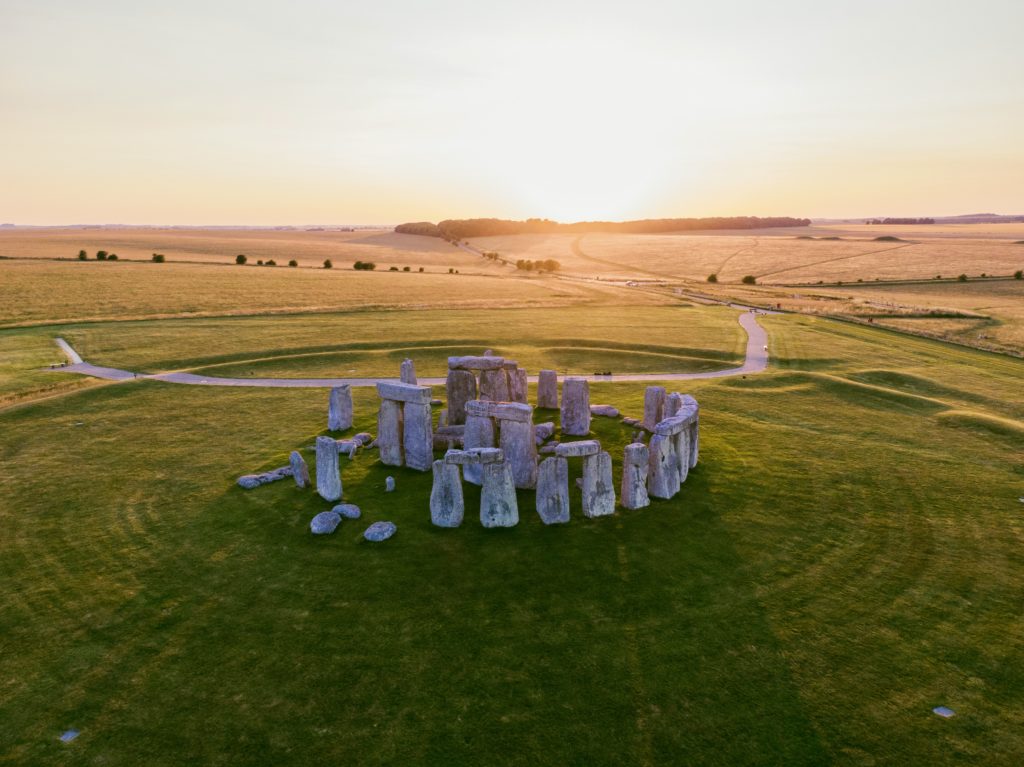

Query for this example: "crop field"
[1,304,1023,764]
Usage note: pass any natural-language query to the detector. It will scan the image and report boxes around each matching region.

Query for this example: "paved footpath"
[50,310,772,389]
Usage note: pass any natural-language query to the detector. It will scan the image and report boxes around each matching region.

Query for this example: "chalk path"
[50,310,771,388]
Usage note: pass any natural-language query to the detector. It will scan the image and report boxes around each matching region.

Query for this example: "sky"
[1,0,1022,225]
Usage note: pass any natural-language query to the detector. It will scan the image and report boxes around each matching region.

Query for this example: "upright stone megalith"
[509,368,528,404]
[315,436,342,502]
[535,456,570,524]
[462,414,495,485]
[537,369,558,409]
[290,450,310,489]
[328,385,353,432]
[621,443,650,509]
[377,399,403,466]
[479,368,510,402]
[430,459,464,528]
[582,451,615,518]
[643,386,666,431]
[403,401,434,471]
[446,369,477,425]
[561,377,591,436]
[400,358,417,384]
[480,457,518,528]
[664,392,683,418]
[681,394,700,468]
[647,433,680,500]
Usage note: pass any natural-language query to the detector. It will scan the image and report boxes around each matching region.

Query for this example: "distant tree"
[288,259,298,267]
[935,275,941,279]
[707,273,718,283]
[448,268,455,274]
[353,261,377,271]
[418,267,424,272]
[403,266,411,272]
[323,259,333,269]
[389,266,399,271]
[257,259,264,266]
[235,254,247,265]
[266,259,276,266]
[107,253,118,260]
[152,253,165,263]
[1014,270,1022,280]
[957,273,968,282]
[78,249,87,260]
[96,250,108,261]
[741,275,756,285]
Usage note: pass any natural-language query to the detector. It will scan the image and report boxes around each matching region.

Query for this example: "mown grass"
[1,313,1022,765]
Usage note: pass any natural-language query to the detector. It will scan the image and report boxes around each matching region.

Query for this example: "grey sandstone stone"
[560,377,590,436]
[664,392,683,418]
[648,433,680,500]
[310,511,342,535]
[376,381,431,404]
[448,355,505,371]
[643,386,666,431]
[289,451,310,488]
[332,503,362,519]
[499,418,538,489]
[328,385,353,432]
[654,414,691,436]
[400,358,417,384]
[537,369,558,409]
[385,476,396,492]
[535,456,570,524]
[582,451,616,518]
[534,422,555,445]
[315,436,342,502]
[377,399,403,466]
[445,369,477,426]
[555,439,601,458]
[590,404,620,418]
[480,460,519,528]
[430,460,464,528]
[236,466,292,490]
[509,368,528,403]
[462,414,495,484]
[354,432,374,446]
[363,521,397,541]
[681,395,700,467]
[539,442,559,455]
[621,443,650,510]
[403,401,434,471]
[478,368,510,402]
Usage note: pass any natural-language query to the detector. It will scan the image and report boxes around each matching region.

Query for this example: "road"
[49,310,771,388]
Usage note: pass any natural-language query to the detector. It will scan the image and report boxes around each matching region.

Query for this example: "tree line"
[865,218,935,225]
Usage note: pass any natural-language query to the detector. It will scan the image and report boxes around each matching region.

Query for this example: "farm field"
[1,308,1023,765]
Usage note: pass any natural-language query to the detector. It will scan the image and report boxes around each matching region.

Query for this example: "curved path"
[49,310,771,388]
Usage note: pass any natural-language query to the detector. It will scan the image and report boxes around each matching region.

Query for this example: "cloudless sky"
[1,0,1022,224]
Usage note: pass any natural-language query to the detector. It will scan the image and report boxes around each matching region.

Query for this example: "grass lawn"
[1,314,1022,765]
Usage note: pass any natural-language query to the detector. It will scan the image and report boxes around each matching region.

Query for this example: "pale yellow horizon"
[2,1,1022,225]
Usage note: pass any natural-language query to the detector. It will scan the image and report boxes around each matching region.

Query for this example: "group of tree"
[482,251,501,261]
[79,249,118,261]
[515,259,560,273]
[395,216,810,240]
[353,260,377,270]
[865,218,935,225]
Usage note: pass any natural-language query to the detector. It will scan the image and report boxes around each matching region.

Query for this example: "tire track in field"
[714,237,759,277]
[756,242,918,279]
[570,235,683,280]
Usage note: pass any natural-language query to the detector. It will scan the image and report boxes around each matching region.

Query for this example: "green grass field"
[1,304,1022,764]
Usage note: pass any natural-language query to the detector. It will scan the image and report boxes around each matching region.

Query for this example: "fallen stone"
[643,386,666,431]
[363,521,397,541]
[448,355,506,371]
[430,460,464,528]
[590,404,620,418]
[354,432,374,446]
[430,398,443,406]
[537,369,558,409]
[376,381,432,404]
[582,451,616,518]
[622,416,641,427]
[335,439,360,458]
[534,422,555,444]
[445,369,477,425]
[535,456,570,524]
[560,377,591,436]
[555,439,601,458]
[315,436,342,502]
[236,466,292,489]
[310,511,342,535]
[400,358,417,384]
[621,443,650,510]
[289,451,310,488]
[328,385,353,432]
[332,503,362,519]
[539,442,559,454]
[385,476,396,492]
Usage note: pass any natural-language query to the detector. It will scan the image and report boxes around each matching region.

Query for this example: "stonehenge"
[621,443,650,509]
[645,396,700,500]
[436,448,518,528]
[375,381,433,471]
[463,400,538,489]
[551,440,616,518]
[560,377,590,436]
[328,385,353,432]
[315,435,342,501]
[537,369,558,409]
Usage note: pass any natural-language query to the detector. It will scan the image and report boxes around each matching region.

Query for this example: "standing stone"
[377,399,403,466]
[498,418,538,489]
[674,429,691,484]
[400,358,417,384]
[560,377,591,436]
[648,433,680,500]
[328,385,353,432]
[535,456,570,524]
[385,476,396,492]
[430,460,464,528]
[479,368,510,402]
[446,369,477,426]
[682,394,700,468]
[537,369,558,409]
[402,401,433,471]
[665,392,683,418]
[480,460,519,528]
[509,368,528,404]
[643,386,666,431]
[621,443,650,509]
[289,450,310,489]
[462,414,495,485]
[315,436,342,502]
[582,451,616,518]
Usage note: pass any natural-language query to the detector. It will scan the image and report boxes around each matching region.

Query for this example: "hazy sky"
[2,0,1022,224]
